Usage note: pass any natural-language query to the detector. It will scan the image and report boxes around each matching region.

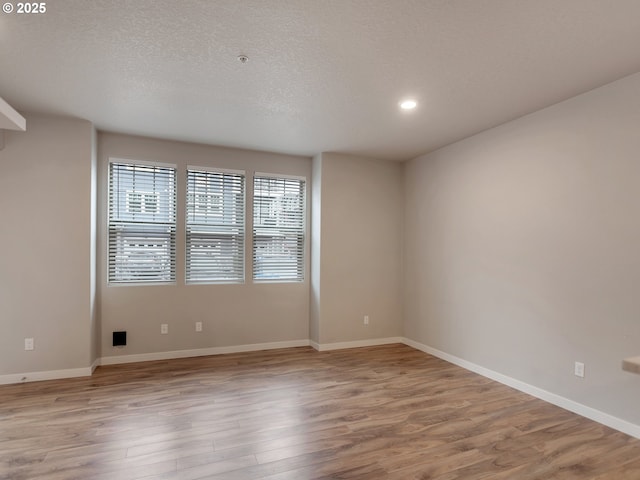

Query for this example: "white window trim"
[254,171,307,181]
[110,157,176,170]
[187,165,245,176]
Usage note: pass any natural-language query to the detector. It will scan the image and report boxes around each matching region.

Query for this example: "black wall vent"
[112,331,127,347]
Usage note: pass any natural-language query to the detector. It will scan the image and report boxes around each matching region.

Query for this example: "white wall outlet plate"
[160,324,169,335]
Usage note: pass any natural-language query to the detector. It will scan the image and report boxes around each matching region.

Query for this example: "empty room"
[2,1,640,478]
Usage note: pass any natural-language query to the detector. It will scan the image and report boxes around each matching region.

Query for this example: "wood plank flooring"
[1,344,639,479]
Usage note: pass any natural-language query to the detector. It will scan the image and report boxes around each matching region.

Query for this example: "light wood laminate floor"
[1,344,640,479]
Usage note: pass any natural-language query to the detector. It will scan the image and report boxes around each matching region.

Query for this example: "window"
[253,175,306,281]
[186,168,245,283]
[108,160,177,284]
[126,191,159,214]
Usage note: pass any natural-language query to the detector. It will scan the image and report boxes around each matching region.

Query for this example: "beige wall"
[0,114,95,375]
[315,153,403,344]
[404,72,640,425]
[97,133,311,358]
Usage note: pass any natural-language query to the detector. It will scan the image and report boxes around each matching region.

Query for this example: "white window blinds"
[108,161,177,284]
[253,175,306,281]
[186,168,245,283]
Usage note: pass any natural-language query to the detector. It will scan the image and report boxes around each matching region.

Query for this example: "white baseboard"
[0,367,93,385]
[90,357,100,373]
[314,337,404,352]
[401,338,640,440]
[1,338,399,383]
[98,339,311,366]
[7,336,636,440]
[97,337,401,362]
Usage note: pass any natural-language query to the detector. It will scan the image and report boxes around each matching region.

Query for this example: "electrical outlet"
[160,324,169,335]
[24,338,34,351]
[574,361,585,378]
[195,321,203,332]
[364,315,369,325]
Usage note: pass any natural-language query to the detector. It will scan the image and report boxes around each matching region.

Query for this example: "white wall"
[97,133,311,359]
[0,114,95,377]
[315,153,403,344]
[404,72,640,425]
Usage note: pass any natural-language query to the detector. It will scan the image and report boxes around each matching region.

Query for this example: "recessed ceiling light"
[400,99,417,110]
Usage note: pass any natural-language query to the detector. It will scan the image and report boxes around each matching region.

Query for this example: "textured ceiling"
[2,0,640,160]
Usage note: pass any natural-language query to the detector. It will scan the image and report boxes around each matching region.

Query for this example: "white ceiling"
[2,0,640,160]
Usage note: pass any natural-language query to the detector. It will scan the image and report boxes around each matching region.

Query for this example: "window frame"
[185,166,246,285]
[252,173,307,283]
[107,158,177,286]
